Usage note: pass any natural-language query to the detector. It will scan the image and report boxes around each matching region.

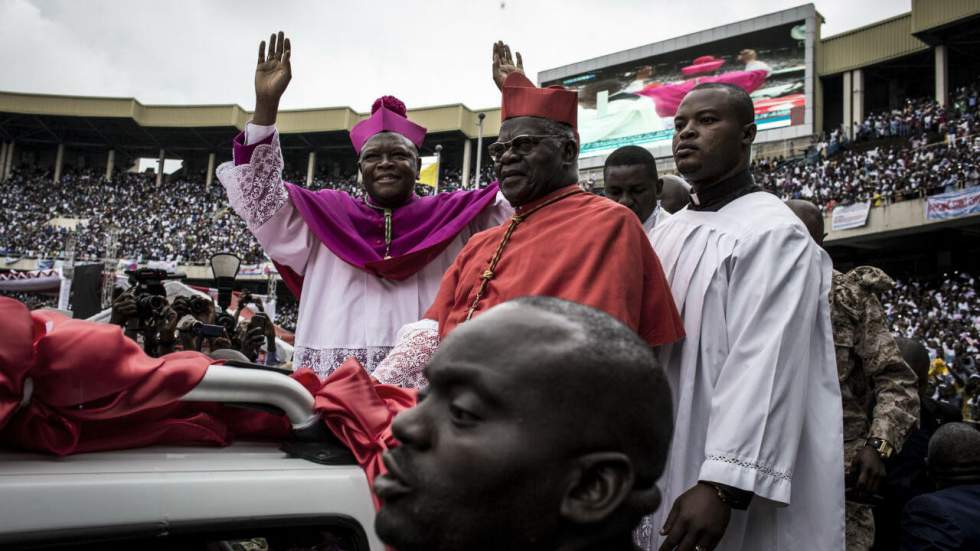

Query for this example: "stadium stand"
[1,0,979,415]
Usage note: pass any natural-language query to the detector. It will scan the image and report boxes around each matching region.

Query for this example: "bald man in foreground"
[374,296,674,551]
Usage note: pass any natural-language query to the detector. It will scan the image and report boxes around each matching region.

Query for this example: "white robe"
[642,204,670,236]
[216,124,511,376]
[642,192,844,551]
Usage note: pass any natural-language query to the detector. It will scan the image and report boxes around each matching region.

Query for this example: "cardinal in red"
[372,43,683,388]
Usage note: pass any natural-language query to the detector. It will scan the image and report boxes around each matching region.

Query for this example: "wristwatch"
[866,437,894,460]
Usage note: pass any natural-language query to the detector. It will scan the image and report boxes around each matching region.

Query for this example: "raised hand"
[492,40,524,91]
[254,31,292,125]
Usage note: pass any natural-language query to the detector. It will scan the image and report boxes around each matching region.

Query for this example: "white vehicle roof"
[0,442,382,550]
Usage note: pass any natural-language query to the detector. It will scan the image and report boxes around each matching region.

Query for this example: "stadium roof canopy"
[2,0,979,158]
[0,90,503,156]
[819,0,980,76]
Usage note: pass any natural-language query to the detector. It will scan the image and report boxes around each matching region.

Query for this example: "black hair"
[603,145,659,182]
[895,336,930,380]
[929,422,980,483]
[690,82,755,125]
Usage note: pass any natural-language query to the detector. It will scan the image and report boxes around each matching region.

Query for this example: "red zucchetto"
[500,72,577,129]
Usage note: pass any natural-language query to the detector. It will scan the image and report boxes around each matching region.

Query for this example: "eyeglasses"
[488,134,564,162]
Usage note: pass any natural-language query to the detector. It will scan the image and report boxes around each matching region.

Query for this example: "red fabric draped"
[292,360,417,508]
[0,297,417,502]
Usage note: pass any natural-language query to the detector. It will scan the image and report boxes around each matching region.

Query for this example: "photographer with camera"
[109,286,171,356]
[110,288,140,341]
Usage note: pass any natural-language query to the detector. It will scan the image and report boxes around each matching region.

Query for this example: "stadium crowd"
[0,163,499,263]
[0,167,265,264]
[3,28,980,551]
[755,82,980,212]
[882,271,980,420]
[2,85,975,264]
[273,298,298,333]
[851,82,979,144]
[753,137,980,212]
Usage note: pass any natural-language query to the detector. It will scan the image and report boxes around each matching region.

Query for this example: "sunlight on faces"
[358,132,420,208]
[375,305,593,551]
[494,116,577,207]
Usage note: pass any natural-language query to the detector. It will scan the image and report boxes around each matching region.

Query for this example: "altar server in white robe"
[638,83,844,551]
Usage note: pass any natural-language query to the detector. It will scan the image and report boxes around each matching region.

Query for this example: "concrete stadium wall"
[825,197,980,245]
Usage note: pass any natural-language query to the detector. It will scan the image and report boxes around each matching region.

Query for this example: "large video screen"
[542,21,808,158]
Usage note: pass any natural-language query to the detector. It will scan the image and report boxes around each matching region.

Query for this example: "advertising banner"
[926,188,980,221]
[831,201,872,231]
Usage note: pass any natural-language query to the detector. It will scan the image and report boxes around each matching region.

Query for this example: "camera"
[124,268,186,330]
[191,323,226,338]
[135,294,168,319]
[214,312,238,336]
[189,295,212,315]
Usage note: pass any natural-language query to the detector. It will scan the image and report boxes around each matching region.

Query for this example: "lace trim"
[216,133,288,229]
[294,346,394,378]
[705,454,793,481]
[371,324,440,390]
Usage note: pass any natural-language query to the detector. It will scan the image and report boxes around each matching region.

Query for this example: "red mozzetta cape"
[0,298,415,501]
[425,185,684,347]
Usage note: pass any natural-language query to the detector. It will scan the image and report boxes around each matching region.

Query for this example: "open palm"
[255,31,292,103]
[492,40,524,91]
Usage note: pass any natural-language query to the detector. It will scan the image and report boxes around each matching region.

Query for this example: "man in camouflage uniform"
[833,266,920,551]
[787,200,920,551]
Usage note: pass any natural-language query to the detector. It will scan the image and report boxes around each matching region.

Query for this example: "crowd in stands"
[0,164,495,264]
[0,290,57,310]
[753,137,980,212]
[852,83,979,144]
[0,167,265,264]
[274,299,298,333]
[1,86,979,376]
[882,271,980,420]
[755,82,980,213]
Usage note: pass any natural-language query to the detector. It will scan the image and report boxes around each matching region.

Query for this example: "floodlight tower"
[475,112,486,188]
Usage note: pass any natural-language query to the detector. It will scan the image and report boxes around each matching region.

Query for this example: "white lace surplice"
[639,192,844,551]
[371,319,440,390]
[216,125,511,377]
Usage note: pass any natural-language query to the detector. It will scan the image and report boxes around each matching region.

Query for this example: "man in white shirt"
[217,31,510,377]
[638,82,844,551]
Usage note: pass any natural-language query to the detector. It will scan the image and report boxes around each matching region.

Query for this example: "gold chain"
[464,189,582,321]
[383,208,393,259]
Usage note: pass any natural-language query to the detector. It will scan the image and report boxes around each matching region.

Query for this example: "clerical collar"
[689,169,761,212]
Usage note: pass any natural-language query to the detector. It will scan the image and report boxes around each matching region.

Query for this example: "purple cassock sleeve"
[233,131,274,166]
